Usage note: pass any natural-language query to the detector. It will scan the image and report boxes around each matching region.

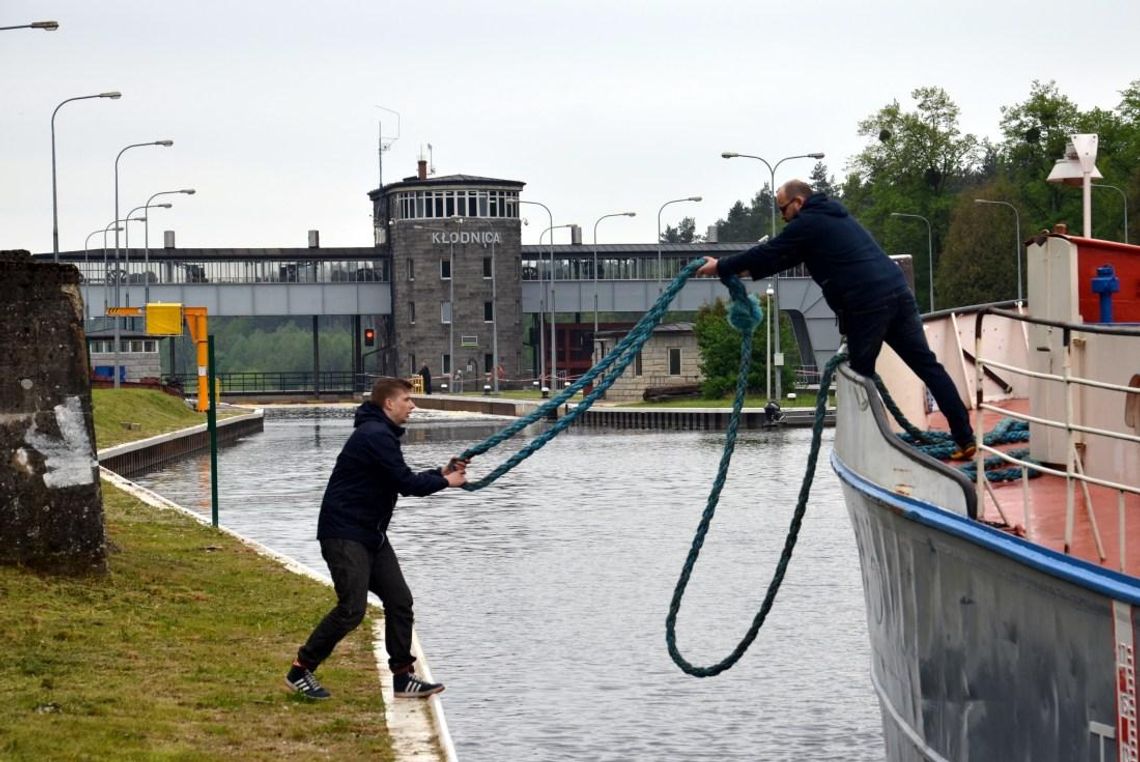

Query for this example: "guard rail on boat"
[973,307,1140,569]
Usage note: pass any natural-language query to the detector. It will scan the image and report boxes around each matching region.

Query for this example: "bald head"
[779,179,813,201]
[775,179,814,222]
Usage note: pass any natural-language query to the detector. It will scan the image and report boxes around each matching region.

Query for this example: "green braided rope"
[872,375,934,443]
[957,447,1043,482]
[665,351,847,677]
[872,378,1036,478]
[458,258,761,491]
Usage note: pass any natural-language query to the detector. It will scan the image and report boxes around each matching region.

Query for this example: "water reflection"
[135,409,882,761]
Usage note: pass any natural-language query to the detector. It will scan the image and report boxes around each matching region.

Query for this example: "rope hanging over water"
[456,257,762,491]
[453,258,1034,678]
[664,350,847,677]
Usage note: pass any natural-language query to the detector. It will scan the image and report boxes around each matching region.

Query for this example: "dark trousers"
[297,537,416,673]
[844,289,974,448]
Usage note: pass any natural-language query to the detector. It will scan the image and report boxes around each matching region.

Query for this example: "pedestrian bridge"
[53,243,844,372]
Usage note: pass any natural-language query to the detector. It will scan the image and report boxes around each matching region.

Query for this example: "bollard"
[1091,264,1120,323]
[483,384,492,396]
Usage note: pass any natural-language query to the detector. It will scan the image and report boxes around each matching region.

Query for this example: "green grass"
[0,484,392,760]
[92,389,246,449]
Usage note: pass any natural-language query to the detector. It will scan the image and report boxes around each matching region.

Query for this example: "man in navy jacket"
[286,376,468,700]
[697,179,974,457]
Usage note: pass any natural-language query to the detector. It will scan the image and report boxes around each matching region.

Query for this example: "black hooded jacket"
[317,402,448,548]
[715,193,908,314]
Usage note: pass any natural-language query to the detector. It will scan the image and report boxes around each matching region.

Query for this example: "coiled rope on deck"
[872,381,1040,481]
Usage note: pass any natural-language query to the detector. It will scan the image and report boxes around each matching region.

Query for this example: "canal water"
[134,407,883,760]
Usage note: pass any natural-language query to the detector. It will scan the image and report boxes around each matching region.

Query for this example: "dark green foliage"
[695,300,763,397]
[163,315,356,375]
[660,216,702,243]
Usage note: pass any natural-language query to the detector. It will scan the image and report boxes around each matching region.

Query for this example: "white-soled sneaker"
[393,671,444,698]
[286,664,331,700]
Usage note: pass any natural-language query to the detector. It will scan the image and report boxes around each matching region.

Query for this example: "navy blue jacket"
[716,194,908,314]
[317,402,448,548]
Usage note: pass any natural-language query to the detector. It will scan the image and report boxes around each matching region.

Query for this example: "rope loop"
[458,258,755,491]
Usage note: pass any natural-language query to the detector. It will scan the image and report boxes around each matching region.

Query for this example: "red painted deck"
[926,399,1140,576]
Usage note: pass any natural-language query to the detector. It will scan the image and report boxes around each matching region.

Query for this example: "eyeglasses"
[778,197,800,213]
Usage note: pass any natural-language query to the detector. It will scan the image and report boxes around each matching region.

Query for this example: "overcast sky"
[4,0,1138,253]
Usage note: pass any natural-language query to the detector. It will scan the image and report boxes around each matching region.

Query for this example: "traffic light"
[364,328,375,347]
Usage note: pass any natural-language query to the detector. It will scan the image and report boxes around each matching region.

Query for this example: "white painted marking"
[869,665,952,762]
[24,396,96,489]
[1114,601,1139,762]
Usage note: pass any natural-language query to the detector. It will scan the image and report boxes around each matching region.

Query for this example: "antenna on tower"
[427,143,436,175]
[374,105,401,187]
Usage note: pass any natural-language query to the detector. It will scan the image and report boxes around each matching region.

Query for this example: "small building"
[594,322,701,402]
[86,328,162,383]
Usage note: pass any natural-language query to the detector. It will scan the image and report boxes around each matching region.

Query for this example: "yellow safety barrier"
[410,375,424,394]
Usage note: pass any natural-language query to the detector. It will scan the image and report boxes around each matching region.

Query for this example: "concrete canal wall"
[413,393,836,430]
[97,411,265,475]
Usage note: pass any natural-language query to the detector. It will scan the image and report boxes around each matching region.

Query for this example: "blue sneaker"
[286,664,330,700]
[393,671,444,698]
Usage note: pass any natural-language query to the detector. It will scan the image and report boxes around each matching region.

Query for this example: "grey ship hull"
[832,366,1139,761]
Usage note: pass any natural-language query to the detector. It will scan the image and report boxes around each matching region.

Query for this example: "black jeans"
[844,289,974,448]
[298,537,416,673]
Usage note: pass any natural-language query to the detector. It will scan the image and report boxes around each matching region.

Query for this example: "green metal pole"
[207,334,219,527]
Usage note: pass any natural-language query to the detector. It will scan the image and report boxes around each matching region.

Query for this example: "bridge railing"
[170,370,359,394]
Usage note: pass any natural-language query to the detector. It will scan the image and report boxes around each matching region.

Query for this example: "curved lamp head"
[31,20,59,30]
[688,196,703,202]
[155,203,173,209]
[180,188,196,195]
[808,152,825,159]
[623,212,636,217]
[99,91,122,99]
[155,140,174,147]
[721,152,739,159]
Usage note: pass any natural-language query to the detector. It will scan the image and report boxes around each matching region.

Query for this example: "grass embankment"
[0,484,391,760]
[92,389,246,449]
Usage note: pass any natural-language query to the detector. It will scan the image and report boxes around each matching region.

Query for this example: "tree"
[660,216,702,243]
[847,86,984,312]
[693,298,797,399]
[998,80,1083,224]
[809,161,839,199]
[694,299,765,398]
[714,187,772,243]
[938,181,1022,307]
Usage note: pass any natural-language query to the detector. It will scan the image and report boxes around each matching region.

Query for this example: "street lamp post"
[84,225,122,320]
[656,197,701,289]
[124,202,172,307]
[0,20,59,31]
[721,150,824,401]
[144,189,196,303]
[889,212,935,310]
[113,140,172,389]
[592,211,636,337]
[1092,183,1130,245]
[521,200,554,387]
[765,284,775,401]
[51,92,121,261]
[539,223,577,387]
[973,200,1022,303]
[105,217,145,384]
